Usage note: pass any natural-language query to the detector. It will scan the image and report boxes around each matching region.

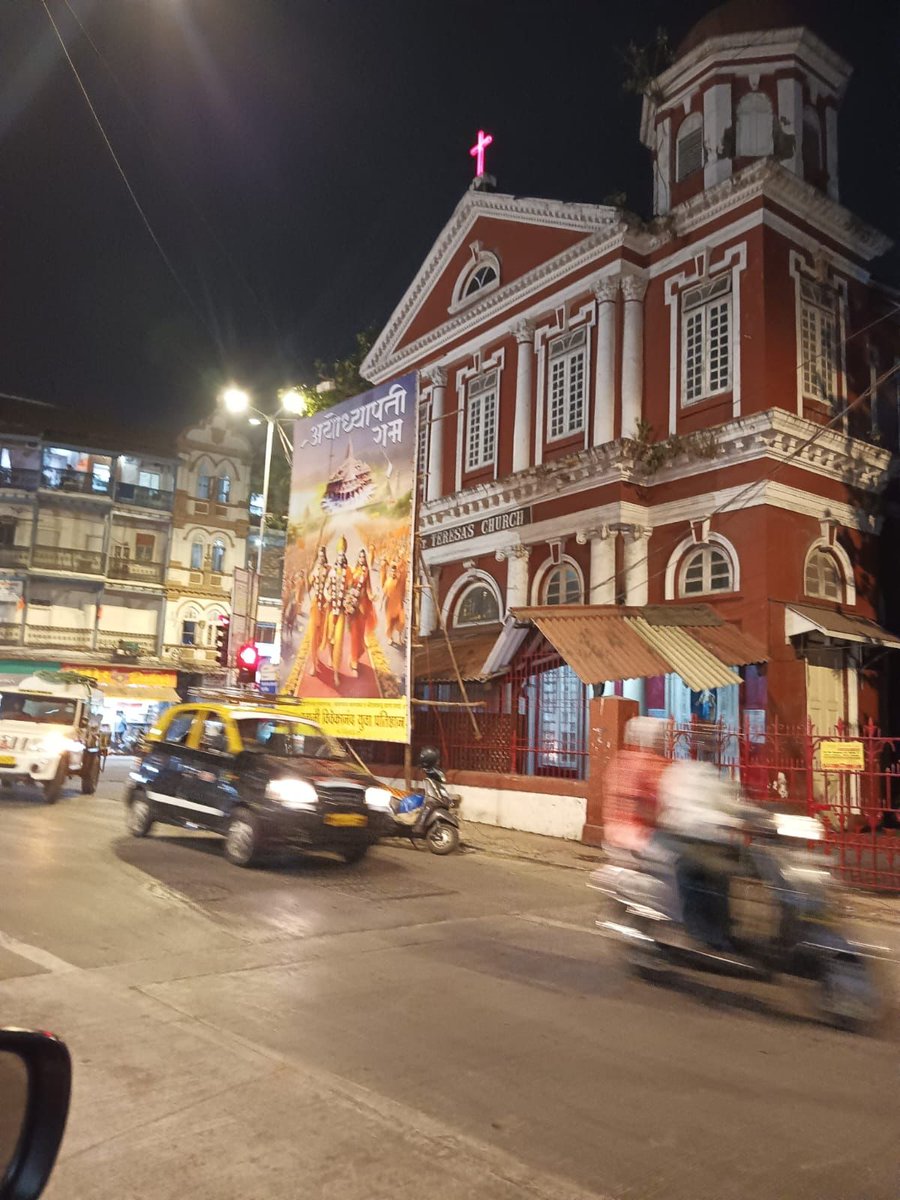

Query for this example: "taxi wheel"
[225,810,259,867]
[341,844,369,865]
[127,792,154,837]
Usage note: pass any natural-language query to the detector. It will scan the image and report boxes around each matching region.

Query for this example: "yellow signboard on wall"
[283,697,409,743]
[820,740,865,770]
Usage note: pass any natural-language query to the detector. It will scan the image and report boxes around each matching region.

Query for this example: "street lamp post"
[218,385,308,577]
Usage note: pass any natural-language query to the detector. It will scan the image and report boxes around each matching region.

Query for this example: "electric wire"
[58,0,283,343]
[39,0,217,344]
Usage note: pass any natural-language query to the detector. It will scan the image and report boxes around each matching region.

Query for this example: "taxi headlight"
[265,777,318,811]
[365,786,393,811]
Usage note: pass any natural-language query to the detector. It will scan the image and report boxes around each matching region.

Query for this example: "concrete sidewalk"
[462,820,900,928]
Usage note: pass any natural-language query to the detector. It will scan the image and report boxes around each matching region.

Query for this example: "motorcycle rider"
[657,758,743,949]
[603,715,739,950]
[602,716,668,861]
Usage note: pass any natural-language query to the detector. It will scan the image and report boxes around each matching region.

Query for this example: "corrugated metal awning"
[509,605,766,690]
[785,604,900,648]
[413,625,503,682]
[628,618,740,690]
[514,610,670,684]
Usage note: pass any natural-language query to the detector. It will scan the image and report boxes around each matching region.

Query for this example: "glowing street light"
[220,385,250,414]
[217,384,309,576]
[279,387,308,416]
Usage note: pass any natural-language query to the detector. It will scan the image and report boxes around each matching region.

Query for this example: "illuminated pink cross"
[469,129,494,178]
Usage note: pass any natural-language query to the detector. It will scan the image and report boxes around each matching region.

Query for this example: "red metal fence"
[364,650,900,889]
[666,718,900,892]
[414,643,589,780]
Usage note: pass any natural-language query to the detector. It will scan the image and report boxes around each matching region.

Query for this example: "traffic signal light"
[215,615,231,666]
[236,642,260,685]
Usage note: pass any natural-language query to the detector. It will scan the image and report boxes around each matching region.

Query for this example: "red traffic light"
[237,643,259,670]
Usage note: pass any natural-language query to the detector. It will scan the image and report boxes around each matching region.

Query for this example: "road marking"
[515,913,604,937]
[141,985,612,1200]
[0,929,77,974]
[515,915,900,963]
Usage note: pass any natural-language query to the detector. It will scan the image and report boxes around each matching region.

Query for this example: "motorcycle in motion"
[368,747,462,855]
[591,800,885,1032]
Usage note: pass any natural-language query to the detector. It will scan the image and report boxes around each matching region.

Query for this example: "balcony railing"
[162,643,219,666]
[24,625,92,649]
[0,622,22,644]
[96,630,158,654]
[107,558,165,585]
[0,546,30,568]
[41,468,111,497]
[114,481,174,511]
[0,467,40,491]
[32,545,104,574]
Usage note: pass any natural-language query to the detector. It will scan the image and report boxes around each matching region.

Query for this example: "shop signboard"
[278,374,416,743]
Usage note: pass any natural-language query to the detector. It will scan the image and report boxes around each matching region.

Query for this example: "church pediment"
[362,189,624,382]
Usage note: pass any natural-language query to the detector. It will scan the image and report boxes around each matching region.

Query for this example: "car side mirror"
[0,1029,71,1199]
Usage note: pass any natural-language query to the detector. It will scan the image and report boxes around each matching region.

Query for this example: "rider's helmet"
[623,716,667,753]
[418,746,440,769]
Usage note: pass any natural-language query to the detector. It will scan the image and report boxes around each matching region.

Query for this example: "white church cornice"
[645,160,892,264]
[419,409,893,533]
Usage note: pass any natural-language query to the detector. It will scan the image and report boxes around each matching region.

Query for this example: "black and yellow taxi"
[124,700,382,867]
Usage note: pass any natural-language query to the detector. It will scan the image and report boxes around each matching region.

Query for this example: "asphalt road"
[0,758,897,1200]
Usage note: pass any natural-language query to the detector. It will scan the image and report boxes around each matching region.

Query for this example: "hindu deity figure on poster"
[278,375,416,744]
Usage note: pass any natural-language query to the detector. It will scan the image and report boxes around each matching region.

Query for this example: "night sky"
[1,0,897,436]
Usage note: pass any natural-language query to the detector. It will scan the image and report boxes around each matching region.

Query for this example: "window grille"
[547,327,587,440]
[466,373,498,471]
[682,276,732,404]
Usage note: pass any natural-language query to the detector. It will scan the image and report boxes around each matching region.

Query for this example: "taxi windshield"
[234,716,348,761]
[0,691,78,725]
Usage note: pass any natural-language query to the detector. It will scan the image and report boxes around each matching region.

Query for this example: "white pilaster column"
[512,322,534,473]
[620,275,648,439]
[498,544,531,611]
[654,118,671,215]
[592,279,618,446]
[703,82,733,188]
[825,106,839,200]
[577,525,617,605]
[622,526,652,606]
[776,77,803,177]
[425,366,446,502]
[418,563,440,637]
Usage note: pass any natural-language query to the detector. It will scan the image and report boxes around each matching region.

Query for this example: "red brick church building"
[362,1,900,837]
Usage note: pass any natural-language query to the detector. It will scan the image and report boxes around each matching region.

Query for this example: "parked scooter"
[590,804,886,1032]
[377,747,462,855]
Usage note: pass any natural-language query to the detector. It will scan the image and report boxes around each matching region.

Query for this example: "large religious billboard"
[278,374,417,743]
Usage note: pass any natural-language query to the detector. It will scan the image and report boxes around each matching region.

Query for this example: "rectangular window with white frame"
[799,278,838,403]
[465,372,497,472]
[547,327,587,440]
[681,275,732,405]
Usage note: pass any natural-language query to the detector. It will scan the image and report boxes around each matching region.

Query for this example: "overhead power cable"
[39,0,217,344]
[58,0,282,342]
